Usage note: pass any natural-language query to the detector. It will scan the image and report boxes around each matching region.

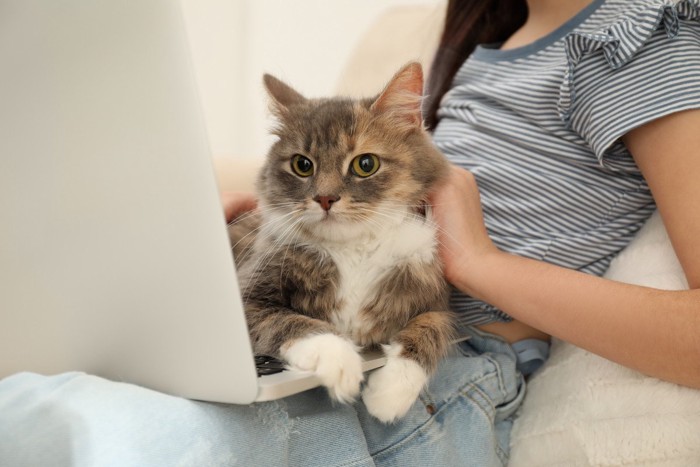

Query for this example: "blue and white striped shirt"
[432,0,700,327]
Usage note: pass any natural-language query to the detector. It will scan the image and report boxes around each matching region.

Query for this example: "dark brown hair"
[424,0,528,130]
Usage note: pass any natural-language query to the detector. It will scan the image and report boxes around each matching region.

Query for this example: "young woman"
[2,0,698,465]
[426,0,700,390]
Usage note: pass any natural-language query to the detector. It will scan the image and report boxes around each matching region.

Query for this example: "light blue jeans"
[0,328,524,467]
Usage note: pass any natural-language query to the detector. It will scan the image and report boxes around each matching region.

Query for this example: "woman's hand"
[221,191,257,223]
[429,166,498,292]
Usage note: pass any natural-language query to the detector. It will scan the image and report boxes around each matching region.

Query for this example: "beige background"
[179,0,441,162]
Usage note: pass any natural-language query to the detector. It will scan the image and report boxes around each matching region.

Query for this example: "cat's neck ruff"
[312,208,439,343]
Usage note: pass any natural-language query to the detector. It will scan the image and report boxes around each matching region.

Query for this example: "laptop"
[0,0,385,404]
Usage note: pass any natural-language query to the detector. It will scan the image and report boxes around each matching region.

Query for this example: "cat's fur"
[229,62,455,423]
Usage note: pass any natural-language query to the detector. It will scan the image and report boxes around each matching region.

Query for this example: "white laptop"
[0,0,385,404]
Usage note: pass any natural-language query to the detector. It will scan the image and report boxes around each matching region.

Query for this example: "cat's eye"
[291,154,314,177]
[350,154,380,178]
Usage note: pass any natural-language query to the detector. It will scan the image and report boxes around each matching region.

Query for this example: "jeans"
[0,328,524,467]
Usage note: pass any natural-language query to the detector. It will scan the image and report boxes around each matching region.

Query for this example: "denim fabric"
[0,328,523,467]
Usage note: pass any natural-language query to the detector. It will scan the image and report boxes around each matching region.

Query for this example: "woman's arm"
[431,109,700,388]
[624,109,700,288]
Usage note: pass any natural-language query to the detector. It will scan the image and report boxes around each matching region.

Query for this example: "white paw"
[362,345,428,423]
[282,333,364,403]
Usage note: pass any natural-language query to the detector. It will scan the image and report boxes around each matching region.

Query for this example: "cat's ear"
[370,62,424,130]
[263,74,307,114]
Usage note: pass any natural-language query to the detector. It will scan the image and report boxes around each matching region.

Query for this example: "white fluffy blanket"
[509,212,700,466]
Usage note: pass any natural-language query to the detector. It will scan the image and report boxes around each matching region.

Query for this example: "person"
[424,0,700,390]
[1,0,698,465]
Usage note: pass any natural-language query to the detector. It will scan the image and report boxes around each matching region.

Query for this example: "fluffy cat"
[229,62,455,423]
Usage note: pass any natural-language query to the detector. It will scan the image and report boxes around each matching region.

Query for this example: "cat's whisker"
[371,204,428,217]
[232,209,303,250]
[227,202,300,227]
[430,223,475,261]
[230,208,303,253]
[277,221,305,291]
[237,213,301,279]
[243,233,303,304]
[354,213,386,232]
[244,213,303,306]
[242,216,305,298]
[357,204,443,231]
[242,218,301,285]
[354,206,410,226]
[232,219,299,267]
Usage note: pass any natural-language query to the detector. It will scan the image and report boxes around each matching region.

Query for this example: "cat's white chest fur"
[322,215,438,342]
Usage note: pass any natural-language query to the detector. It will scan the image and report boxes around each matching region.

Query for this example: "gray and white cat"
[229,62,455,423]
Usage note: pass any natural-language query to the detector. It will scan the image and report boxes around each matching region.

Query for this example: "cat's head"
[257,62,448,243]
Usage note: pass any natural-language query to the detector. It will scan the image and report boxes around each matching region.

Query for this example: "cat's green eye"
[350,154,380,178]
[291,154,314,177]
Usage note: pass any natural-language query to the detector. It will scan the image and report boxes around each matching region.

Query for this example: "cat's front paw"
[282,333,364,403]
[362,346,428,424]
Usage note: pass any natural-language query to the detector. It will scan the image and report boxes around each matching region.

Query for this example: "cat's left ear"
[263,74,307,114]
[370,62,424,130]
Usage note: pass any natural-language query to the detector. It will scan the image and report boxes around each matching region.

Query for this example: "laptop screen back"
[0,0,259,403]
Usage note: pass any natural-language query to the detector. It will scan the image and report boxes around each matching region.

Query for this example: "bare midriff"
[477,319,550,344]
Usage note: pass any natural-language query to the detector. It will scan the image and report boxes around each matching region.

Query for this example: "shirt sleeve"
[558,0,700,170]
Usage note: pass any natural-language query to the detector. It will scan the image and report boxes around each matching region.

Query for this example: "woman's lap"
[0,329,523,467]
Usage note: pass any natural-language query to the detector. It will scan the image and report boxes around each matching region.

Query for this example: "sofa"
[214,3,700,465]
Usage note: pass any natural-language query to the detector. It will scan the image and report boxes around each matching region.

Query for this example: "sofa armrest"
[335,4,445,96]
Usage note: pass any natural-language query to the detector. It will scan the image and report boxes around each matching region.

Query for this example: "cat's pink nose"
[313,195,340,211]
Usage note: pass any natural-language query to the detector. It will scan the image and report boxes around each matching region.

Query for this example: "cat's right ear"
[370,62,424,131]
[263,74,307,114]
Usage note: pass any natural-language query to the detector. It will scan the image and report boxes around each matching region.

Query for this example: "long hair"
[424,0,527,130]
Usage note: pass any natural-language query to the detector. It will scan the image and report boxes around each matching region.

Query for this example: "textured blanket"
[509,212,700,466]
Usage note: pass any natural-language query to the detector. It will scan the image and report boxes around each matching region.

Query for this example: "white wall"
[181,0,441,161]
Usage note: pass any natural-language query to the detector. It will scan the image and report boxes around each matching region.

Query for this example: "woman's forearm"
[459,250,700,388]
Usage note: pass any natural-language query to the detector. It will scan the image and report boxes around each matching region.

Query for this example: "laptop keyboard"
[255,355,286,376]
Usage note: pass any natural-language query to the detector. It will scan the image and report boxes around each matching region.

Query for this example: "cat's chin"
[305,219,371,243]
[303,207,409,244]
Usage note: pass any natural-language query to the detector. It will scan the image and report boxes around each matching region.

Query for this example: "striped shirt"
[432,0,700,327]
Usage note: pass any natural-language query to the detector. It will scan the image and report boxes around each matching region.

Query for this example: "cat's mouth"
[316,210,343,225]
[306,202,346,223]
[304,207,354,229]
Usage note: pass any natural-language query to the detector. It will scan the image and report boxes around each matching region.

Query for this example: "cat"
[229,62,455,423]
